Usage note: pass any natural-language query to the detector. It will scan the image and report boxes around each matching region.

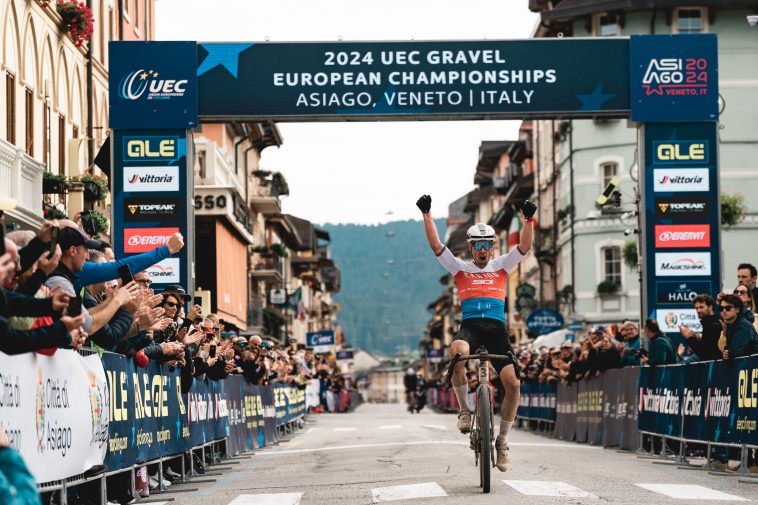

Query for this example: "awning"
[93,137,110,177]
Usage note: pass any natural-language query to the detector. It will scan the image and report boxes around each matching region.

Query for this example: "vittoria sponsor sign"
[655,252,711,276]
[653,169,709,192]
[123,166,179,192]
[655,224,710,248]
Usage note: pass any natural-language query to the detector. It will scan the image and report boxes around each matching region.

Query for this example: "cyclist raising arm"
[416,194,536,472]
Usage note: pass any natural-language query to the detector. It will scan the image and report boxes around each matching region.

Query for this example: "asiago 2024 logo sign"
[118,68,189,101]
[641,57,709,97]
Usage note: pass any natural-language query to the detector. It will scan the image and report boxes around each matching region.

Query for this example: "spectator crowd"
[516,262,758,386]
[0,208,351,504]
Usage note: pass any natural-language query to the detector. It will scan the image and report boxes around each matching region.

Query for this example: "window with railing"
[601,161,618,190]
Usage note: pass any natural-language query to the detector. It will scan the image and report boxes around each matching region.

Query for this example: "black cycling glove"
[416,195,432,213]
[520,200,537,220]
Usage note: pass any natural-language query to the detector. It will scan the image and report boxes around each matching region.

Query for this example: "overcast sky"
[155,0,540,224]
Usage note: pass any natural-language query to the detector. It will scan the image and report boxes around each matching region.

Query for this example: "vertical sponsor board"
[641,123,720,344]
[111,130,194,294]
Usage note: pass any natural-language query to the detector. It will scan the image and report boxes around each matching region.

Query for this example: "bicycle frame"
[445,346,517,493]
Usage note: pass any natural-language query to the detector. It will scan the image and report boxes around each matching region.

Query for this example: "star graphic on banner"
[176,417,181,440]
[729,410,736,431]
[576,83,616,111]
[197,43,255,78]
[707,362,713,383]
[139,72,148,80]
[714,421,721,441]
[131,426,136,447]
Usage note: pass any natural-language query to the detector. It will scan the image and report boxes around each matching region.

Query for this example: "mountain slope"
[323,219,447,355]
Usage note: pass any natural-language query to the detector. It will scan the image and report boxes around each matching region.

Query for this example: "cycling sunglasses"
[471,240,494,251]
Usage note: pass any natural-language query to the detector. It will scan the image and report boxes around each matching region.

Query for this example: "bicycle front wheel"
[477,385,492,493]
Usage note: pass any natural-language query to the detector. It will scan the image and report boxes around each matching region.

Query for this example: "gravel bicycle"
[445,346,518,493]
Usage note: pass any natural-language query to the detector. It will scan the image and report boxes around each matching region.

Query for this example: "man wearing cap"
[45,226,135,334]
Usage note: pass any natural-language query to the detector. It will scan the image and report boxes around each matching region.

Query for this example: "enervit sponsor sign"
[655,224,710,248]
[145,258,180,284]
[655,196,709,220]
[653,169,709,192]
[656,308,703,333]
[656,280,712,304]
[123,197,179,222]
[124,227,179,253]
[655,252,711,276]
[123,166,179,192]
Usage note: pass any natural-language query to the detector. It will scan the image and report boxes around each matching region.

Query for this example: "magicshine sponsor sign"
[655,252,711,276]
[123,166,179,192]
[653,169,709,192]
[145,258,181,284]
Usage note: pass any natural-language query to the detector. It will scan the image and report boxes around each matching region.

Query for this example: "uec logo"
[118,69,188,101]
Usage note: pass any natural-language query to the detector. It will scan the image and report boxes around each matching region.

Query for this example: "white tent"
[531,328,569,350]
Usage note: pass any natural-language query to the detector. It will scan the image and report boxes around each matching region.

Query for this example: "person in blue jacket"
[0,427,41,505]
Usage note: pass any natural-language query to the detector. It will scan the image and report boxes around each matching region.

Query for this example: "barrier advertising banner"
[601,368,640,449]
[555,382,577,441]
[517,382,556,422]
[0,351,108,483]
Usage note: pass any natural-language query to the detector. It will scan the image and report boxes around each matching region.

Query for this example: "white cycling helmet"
[466,223,497,242]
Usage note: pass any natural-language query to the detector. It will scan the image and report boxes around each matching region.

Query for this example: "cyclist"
[416,194,536,472]
[403,367,419,410]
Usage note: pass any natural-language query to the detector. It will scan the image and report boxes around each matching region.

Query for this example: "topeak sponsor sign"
[123,198,179,222]
[655,196,709,220]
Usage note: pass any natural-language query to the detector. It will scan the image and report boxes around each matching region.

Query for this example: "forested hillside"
[323,219,447,355]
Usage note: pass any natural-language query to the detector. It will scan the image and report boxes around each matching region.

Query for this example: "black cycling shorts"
[454,318,515,374]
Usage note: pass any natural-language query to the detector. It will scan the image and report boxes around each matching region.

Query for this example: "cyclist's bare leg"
[495,364,519,471]
[498,364,520,433]
[450,340,472,432]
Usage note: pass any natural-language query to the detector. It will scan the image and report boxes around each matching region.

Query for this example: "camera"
[748,15,758,26]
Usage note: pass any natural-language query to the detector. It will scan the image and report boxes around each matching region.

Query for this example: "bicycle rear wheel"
[477,386,492,493]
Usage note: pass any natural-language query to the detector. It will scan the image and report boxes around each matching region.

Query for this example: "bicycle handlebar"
[444,349,520,385]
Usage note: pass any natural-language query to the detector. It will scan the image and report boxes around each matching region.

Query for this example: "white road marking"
[503,480,597,498]
[333,427,357,432]
[636,484,748,501]
[372,482,447,502]
[227,494,303,505]
[262,440,599,455]
[421,424,447,430]
[304,428,316,434]
[379,425,402,430]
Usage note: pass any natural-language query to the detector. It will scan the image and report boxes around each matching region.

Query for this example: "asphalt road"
[151,403,757,505]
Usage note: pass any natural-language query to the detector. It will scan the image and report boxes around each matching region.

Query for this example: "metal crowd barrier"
[35,347,308,505]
